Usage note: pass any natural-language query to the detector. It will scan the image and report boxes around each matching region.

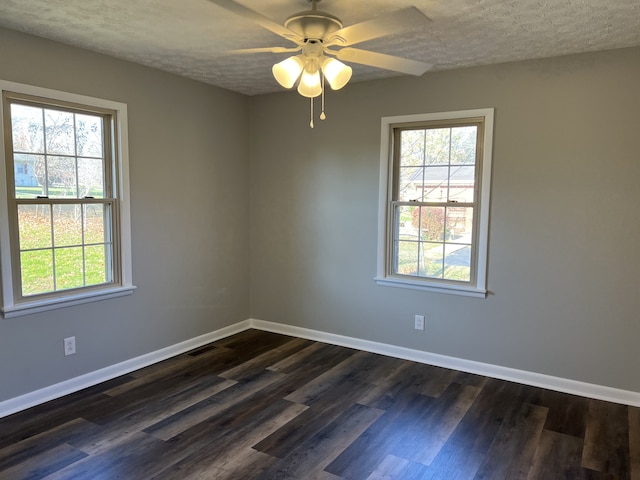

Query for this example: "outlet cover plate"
[64,336,76,356]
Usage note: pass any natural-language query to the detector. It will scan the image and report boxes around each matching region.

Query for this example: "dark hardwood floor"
[1,329,638,479]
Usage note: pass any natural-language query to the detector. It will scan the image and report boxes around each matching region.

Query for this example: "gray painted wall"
[250,47,640,392]
[0,27,251,402]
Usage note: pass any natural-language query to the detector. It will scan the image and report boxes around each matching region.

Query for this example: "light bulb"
[321,58,352,90]
[272,56,304,89]
[297,69,322,98]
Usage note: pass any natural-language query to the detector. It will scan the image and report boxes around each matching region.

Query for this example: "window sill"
[374,276,487,298]
[1,285,137,319]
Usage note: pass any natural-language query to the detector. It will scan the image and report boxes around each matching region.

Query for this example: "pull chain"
[320,75,326,120]
[310,96,314,128]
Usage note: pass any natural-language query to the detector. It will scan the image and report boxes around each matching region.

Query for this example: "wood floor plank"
[144,369,285,441]
[338,351,408,387]
[421,444,485,479]
[324,392,436,478]
[42,431,169,480]
[0,418,96,472]
[256,403,384,480]
[582,399,631,478]
[451,370,490,389]
[0,376,130,451]
[66,377,237,455]
[149,399,308,479]
[445,378,533,455]
[219,336,313,381]
[83,368,238,427]
[104,349,209,394]
[267,342,336,373]
[212,329,293,354]
[364,454,412,479]
[526,429,584,479]
[473,402,548,479]
[284,350,399,406]
[390,382,481,465]
[253,373,377,458]
[528,388,589,438]
[363,454,434,480]
[357,361,461,411]
[0,443,87,480]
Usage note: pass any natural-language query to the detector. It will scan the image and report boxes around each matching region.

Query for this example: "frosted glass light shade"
[321,58,352,90]
[297,69,322,98]
[272,56,304,89]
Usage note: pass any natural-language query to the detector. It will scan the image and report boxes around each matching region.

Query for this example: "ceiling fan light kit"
[272,55,305,89]
[321,57,352,90]
[298,66,322,98]
[273,54,351,92]
[210,0,432,127]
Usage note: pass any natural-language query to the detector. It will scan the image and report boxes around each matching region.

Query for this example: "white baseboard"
[0,320,251,418]
[250,319,640,408]
[2,317,638,418]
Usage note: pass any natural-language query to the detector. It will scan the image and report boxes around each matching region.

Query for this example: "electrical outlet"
[414,315,425,331]
[64,336,76,356]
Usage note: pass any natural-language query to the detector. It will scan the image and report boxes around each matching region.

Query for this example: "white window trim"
[375,108,494,298]
[0,80,135,318]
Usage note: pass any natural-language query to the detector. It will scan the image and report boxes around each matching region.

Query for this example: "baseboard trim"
[250,319,640,407]
[0,320,251,418]
[2,317,638,418]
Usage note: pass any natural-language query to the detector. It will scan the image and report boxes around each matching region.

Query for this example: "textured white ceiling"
[0,0,639,96]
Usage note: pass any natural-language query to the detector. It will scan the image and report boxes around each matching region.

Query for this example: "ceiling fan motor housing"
[284,11,343,42]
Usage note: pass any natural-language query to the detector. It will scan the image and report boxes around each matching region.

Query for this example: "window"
[376,109,494,297]
[0,80,134,317]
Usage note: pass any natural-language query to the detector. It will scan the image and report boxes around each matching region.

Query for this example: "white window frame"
[0,80,135,318]
[375,109,494,298]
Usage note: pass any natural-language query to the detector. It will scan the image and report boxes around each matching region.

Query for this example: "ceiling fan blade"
[336,48,431,76]
[206,0,300,42]
[227,46,302,55]
[328,7,431,47]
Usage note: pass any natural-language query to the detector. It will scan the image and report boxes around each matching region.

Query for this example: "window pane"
[418,207,445,242]
[424,128,451,165]
[75,114,103,158]
[448,166,476,202]
[21,249,54,296]
[45,109,75,155]
[14,153,45,197]
[18,204,52,250]
[398,167,422,201]
[47,156,77,197]
[422,243,444,278]
[55,247,84,290]
[444,244,471,282]
[446,207,474,243]
[10,104,44,154]
[53,204,83,247]
[400,130,425,166]
[396,205,418,241]
[395,240,419,276]
[85,245,109,285]
[450,126,477,165]
[423,166,449,202]
[78,158,105,198]
[84,204,107,244]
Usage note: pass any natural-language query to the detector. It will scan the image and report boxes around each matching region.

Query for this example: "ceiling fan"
[208,0,432,126]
